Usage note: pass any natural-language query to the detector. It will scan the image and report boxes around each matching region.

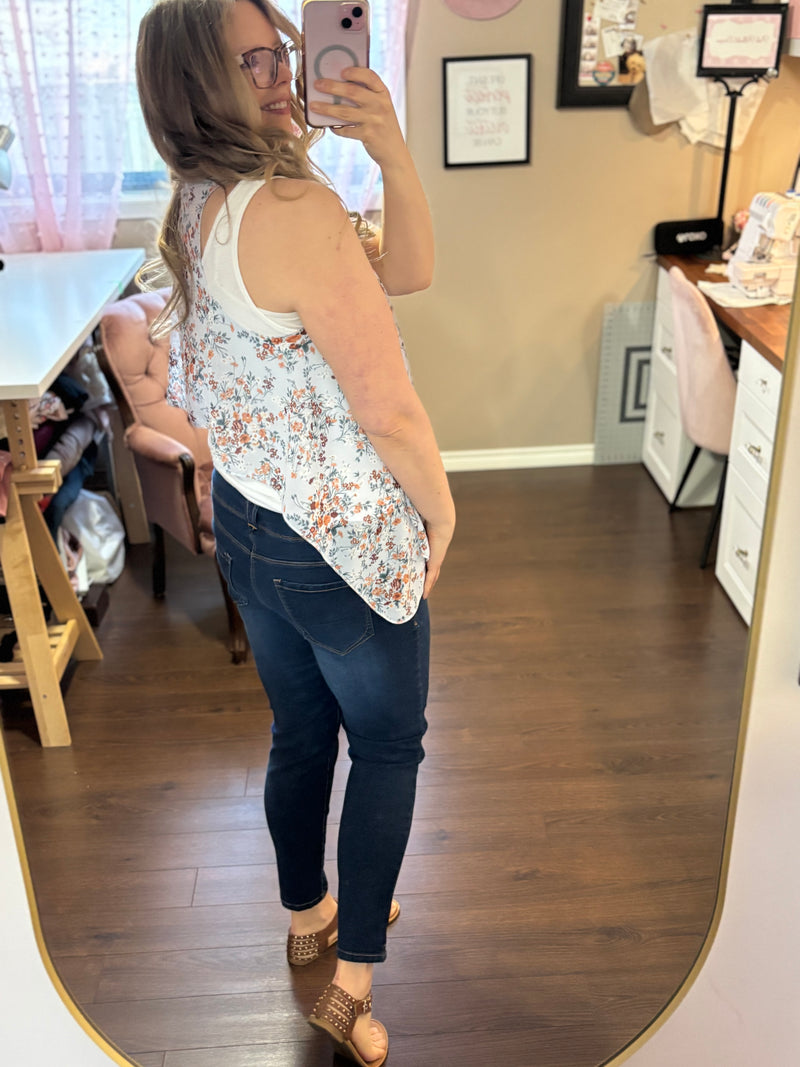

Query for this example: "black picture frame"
[697,4,788,78]
[442,54,532,168]
[557,0,634,109]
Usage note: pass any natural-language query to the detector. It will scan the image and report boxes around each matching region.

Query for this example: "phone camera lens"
[341,16,352,28]
[352,6,363,16]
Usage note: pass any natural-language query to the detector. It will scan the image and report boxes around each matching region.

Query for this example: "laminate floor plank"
[80,974,685,1056]
[56,921,706,1005]
[2,466,748,1066]
[127,1054,164,1067]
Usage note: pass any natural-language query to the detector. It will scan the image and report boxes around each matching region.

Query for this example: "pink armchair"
[97,290,248,663]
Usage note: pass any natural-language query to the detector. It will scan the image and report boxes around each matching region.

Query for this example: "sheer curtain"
[280,0,410,212]
[0,0,131,253]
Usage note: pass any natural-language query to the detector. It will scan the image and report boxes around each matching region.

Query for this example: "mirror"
[2,0,800,1064]
[0,422,759,1067]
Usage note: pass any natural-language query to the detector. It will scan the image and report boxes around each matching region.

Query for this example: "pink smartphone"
[301,1,370,128]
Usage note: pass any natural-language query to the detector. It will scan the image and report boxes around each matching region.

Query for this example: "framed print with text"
[443,54,531,168]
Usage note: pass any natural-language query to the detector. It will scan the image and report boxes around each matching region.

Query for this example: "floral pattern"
[168,181,429,624]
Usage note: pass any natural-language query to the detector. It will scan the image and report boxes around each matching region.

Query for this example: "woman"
[136,1,455,1063]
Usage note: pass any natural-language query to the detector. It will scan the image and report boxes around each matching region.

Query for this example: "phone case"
[302,1,370,128]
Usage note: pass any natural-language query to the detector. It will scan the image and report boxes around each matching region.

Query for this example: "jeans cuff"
[336,947,387,963]
[281,889,328,911]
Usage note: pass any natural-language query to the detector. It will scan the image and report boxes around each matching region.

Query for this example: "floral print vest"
[167,180,428,624]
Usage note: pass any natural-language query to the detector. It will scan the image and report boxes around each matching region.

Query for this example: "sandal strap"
[311,983,372,1040]
[286,912,337,966]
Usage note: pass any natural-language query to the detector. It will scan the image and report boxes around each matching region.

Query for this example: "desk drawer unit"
[655,264,673,331]
[728,384,776,504]
[642,384,683,495]
[652,319,675,366]
[641,267,724,506]
[716,465,766,623]
[715,343,780,624]
[738,340,782,417]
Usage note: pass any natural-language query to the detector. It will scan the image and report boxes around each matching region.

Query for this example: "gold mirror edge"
[4,261,800,1067]
[598,250,800,1065]
[0,733,140,1066]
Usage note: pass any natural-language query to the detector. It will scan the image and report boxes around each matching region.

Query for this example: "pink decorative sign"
[697,4,787,77]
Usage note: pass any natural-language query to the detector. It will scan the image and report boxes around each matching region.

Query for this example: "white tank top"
[169,179,429,623]
[202,180,293,511]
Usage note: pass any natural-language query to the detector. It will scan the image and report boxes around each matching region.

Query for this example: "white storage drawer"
[642,265,727,507]
[652,318,674,365]
[728,384,777,504]
[655,265,673,331]
[650,341,677,397]
[715,465,766,624]
[738,341,782,417]
[642,387,683,496]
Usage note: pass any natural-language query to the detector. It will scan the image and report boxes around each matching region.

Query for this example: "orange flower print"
[171,178,427,624]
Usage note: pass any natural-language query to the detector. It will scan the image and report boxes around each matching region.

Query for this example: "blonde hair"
[136,0,332,336]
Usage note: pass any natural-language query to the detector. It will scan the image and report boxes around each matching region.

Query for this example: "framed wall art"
[557,0,640,108]
[697,4,788,78]
[443,54,532,168]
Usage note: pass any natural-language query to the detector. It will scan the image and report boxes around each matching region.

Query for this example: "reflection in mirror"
[2,3,796,1067]
[601,241,800,1067]
[2,454,749,1066]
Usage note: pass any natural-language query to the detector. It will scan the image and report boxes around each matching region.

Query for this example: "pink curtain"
[406,0,421,64]
[284,0,410,213]
[0,0,131,252]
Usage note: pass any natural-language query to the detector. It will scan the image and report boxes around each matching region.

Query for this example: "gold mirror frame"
[2,263,799,1066]
[600,251,800,1063]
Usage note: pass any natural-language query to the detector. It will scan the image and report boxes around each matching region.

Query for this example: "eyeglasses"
[236,42,299,89]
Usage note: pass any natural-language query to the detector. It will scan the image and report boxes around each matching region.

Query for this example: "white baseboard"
[441,444,595,472]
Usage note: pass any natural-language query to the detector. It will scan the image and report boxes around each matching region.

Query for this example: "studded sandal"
[287,898,401,966]
[308,983,388,1067]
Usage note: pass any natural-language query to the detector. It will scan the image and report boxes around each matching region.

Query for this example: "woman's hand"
[308,67,409,169]
[422,517,455,600]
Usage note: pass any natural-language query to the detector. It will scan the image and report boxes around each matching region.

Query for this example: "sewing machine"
[728,192,800,301]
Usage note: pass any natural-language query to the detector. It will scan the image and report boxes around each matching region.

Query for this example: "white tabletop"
[0,248,146,400]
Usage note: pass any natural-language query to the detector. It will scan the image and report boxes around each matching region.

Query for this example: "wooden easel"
[0,399,102,746]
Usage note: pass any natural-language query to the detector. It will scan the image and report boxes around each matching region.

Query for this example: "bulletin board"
[557,0,706,108]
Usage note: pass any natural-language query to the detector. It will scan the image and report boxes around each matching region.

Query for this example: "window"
[123,1,169,192]
[123,1,408,210]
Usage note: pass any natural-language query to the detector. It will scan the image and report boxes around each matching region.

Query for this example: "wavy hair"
[136,0,337,336]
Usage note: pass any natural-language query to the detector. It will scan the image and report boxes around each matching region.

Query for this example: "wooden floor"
[1,465,748,1067]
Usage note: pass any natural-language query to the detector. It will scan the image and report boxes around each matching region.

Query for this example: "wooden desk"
[648,254,788,624]
[0,248,145,746]
[657,253,788,371]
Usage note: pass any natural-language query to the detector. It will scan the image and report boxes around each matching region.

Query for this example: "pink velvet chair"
[667,266,737,568]
[97,290,248,663]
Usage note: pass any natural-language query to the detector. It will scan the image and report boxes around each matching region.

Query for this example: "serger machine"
[729,192,800,301]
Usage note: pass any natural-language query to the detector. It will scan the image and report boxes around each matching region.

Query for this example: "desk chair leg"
[215,559,249,665]
[670,445,701,512]
[153,523,166,598]
[700,458,728,570]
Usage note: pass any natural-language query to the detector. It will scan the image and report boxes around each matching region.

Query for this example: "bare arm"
[308,68,434,296]
[239,182,453,595]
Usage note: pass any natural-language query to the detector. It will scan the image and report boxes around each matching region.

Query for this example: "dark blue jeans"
[212,472,430,963]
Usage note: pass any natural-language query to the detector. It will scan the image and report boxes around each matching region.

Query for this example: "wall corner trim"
[441,444,595,472]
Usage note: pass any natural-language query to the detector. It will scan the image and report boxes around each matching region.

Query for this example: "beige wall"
[395,2,800,454]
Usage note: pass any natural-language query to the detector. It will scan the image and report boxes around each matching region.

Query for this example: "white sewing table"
[0,248,144,746]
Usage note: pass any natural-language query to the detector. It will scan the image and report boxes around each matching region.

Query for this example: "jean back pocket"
[273,579,374,655]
